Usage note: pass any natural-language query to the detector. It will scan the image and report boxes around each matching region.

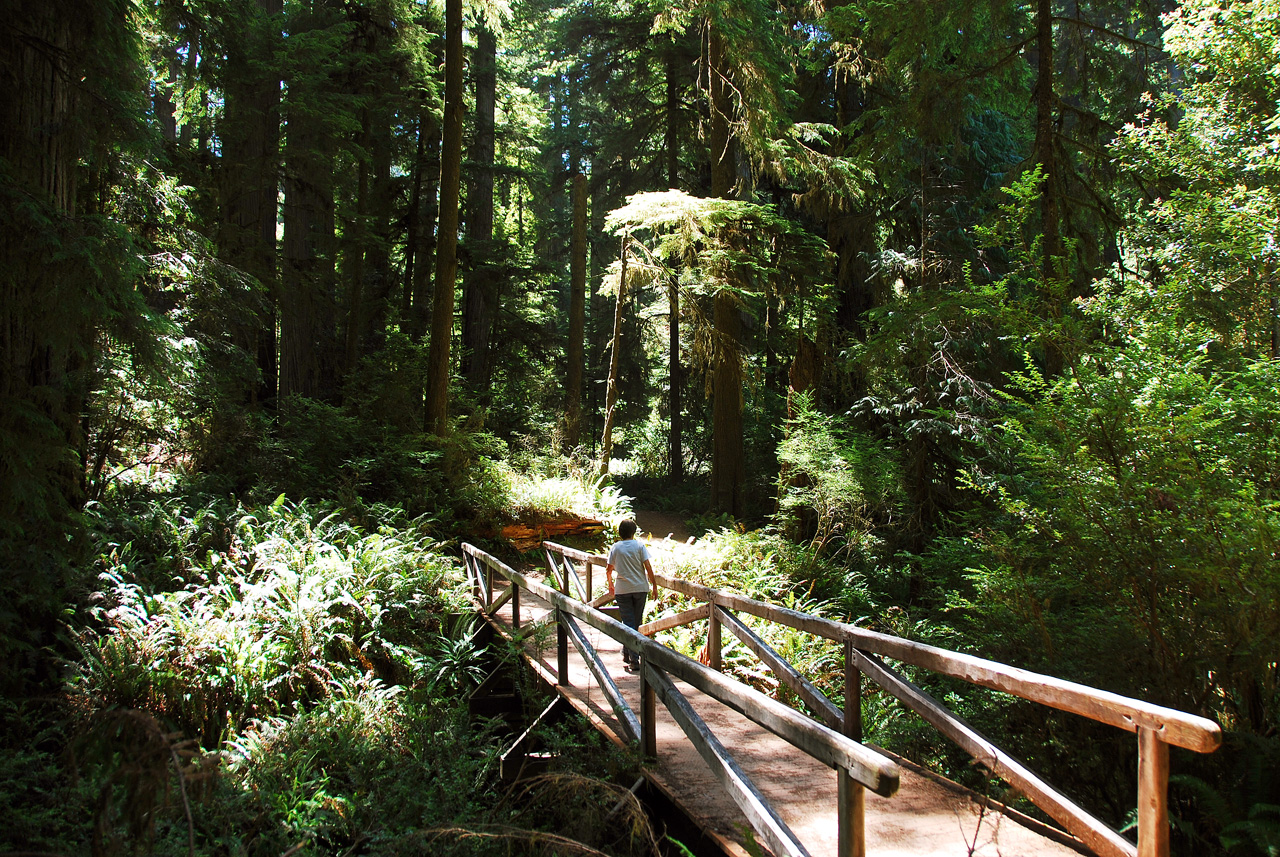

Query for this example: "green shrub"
[79,495,468,745]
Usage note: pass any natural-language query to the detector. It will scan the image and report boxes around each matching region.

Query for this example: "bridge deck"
[484,573,1087,857]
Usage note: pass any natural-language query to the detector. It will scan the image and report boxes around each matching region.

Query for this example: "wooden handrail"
[462,542,900,796]
[541,539,1223,857]
[647,569,1221,754]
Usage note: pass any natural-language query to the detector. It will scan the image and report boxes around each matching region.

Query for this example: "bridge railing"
[461,542,900,857]
[539,539,1222,857]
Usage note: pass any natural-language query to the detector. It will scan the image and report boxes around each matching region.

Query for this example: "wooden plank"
[652,569,1221,753]
[556,608,569,686]
[844,640,862,742]
[554,551,589,601]
[465,546,899,797]
[838,769,865,857]
[852,649,1136,857]
[718,606,843,730]
[1138,727,1170,857]
[840,640,865,857]
[542,540,607,566]
[639,603,711,637]
[707,604,722,671]
[643,663,813,857]
[562,613,642,743]
[641,666,656,758]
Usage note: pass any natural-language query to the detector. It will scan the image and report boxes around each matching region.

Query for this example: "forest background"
[1,0,1278,854]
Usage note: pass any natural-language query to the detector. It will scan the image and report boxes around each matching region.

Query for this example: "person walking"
[605,519,658,673]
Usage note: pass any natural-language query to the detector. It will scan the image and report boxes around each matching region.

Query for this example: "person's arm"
[644,559,657,599]
[606,561,616,596]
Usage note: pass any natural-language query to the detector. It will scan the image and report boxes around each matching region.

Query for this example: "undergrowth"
[0,489,662,857]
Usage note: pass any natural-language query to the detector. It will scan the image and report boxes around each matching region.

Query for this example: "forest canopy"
[1,0,1278,853]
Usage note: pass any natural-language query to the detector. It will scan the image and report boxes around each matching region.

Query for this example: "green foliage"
[1172,734,1280,857]
[967,310,1280,716]
[500,467,634,525]
[79,495,468,745]
[776,392,902,557]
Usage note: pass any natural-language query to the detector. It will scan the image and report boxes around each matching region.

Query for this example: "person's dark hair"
[618,519,637,540]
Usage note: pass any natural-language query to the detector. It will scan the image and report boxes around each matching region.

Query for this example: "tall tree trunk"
[344,116,369,377]
[408,109,441,342]
[424,0,463,434]
[599,242,628,477]
[1,0,85,505]
[402,114,425,326]
[462,20,498,394]
[564,172,588,449]
[666,48,684,483]
[363,108,394,353]
[221,0,281,404]
[280,1,338,400]
[708,27,745,517]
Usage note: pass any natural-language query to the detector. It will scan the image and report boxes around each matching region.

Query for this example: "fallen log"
[500,516,605,552]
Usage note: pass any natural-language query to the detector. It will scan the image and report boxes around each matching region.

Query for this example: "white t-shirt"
[607,538,652,594]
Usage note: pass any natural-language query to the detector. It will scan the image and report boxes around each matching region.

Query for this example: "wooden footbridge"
[460,537,1220,857]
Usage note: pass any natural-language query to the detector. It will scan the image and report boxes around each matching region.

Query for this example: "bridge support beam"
[556,608,569,686]
[707,604,722,671]
[641,656,657,759]
[840,640,865,857]
[1137,727,1169,857]
[838,770,866,857]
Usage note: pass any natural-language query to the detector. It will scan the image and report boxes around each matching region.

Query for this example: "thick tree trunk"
[424,0,464,434]
[402,116,425,326]
[708,27,745,517]
[343,119,369,376]
[407,109,440,342]
[462,21,498,393]
[1,1,85,512]
[564,172,588,449]
[363,110,394,352]
[280,2,338,400]
[221,0,281,404]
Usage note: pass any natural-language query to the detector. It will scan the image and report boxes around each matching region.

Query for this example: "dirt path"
[633,509,694,544]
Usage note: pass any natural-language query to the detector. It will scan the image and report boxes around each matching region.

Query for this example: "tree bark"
[708,26,745,517]
[564,172,588,449]
[280,1,338,401]
[462,20,498,394]
[407,108,440,342]
[1,0,86,514]
[220,0,280,404]
[424,0,464,434]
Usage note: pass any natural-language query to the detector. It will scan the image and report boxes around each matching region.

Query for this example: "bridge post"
[585,561,593,601]
[556,608,569,686]
[1137,726,1170,857]
[511,582,520,629]
[640,660,657,758]
[840,639,865,857]
[466,554,481,606]
[707,604,722,671]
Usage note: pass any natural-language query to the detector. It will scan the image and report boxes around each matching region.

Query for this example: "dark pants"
[615,592,647,666]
